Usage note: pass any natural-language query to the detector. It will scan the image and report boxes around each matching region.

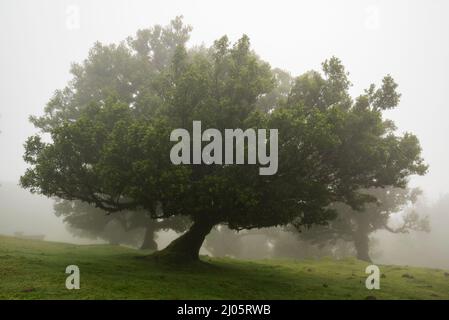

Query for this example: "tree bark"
[140,224,158,251]
[152,217,217,262]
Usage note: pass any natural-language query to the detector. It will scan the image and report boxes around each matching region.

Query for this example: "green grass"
[0,235,448,300]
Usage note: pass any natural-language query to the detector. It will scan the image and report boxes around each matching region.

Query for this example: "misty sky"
[1,0,449,202]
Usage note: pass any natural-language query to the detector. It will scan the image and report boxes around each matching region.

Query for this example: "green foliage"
[21,18,427,260]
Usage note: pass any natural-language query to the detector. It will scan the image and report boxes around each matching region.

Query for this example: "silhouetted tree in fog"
[55,200,189,249]
[293,187,429,262]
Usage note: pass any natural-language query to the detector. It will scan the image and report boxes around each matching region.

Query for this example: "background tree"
[292,187,430,262]
[21,18,427,263]
[54,200,189,250]
[30,16,192,132]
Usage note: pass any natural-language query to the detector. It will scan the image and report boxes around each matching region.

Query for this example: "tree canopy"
[21,17,427,262]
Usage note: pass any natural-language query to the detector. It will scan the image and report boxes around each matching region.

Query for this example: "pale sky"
[1,0,448,201]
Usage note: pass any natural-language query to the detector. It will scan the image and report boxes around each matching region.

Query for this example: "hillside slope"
[0,235,448,299]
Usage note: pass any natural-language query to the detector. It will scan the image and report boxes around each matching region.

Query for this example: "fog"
[1,0,449,268]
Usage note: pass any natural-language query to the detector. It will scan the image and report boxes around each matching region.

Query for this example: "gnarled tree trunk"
[152,217,217,262]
